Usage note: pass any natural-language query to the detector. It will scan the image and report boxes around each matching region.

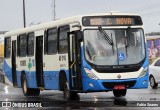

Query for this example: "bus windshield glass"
[84,28,145,66]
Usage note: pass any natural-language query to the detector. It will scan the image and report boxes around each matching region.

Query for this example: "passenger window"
[17,36,20,56]
[47,28,57,54]
[58,25,69,53]
[154,59,160,66]
[4,37,11,58]
[27,33,34,56]
[19,34,27,57]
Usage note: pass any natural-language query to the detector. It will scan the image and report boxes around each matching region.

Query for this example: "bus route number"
[59,55,66,61]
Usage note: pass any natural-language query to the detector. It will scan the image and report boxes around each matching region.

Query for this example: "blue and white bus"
[4,12,148,99]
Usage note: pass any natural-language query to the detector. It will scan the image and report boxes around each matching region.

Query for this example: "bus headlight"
[84,68,99,80]
[139,66,148,77]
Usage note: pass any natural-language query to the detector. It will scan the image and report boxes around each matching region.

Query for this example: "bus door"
[35,36,44,88]
[68,31,83,91]
[12,40,17,86]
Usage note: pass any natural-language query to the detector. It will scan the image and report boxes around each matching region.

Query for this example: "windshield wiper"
[98,26,114,54]
[124,36,128,56]
[98,26,113,45]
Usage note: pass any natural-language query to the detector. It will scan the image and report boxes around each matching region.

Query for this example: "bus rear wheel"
[63,79,79,100]
[113,89,127,97]
[21,73,40,96]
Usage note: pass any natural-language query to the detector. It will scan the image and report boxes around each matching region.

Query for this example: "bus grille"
[102,80,136,89]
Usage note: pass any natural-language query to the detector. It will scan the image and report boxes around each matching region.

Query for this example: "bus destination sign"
[82,16,143,26]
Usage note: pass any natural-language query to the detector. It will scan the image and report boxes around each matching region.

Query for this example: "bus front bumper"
[82,75,148,92]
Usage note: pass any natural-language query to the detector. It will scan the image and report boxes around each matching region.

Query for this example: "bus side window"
[47,28,57,54]
[4,37,11,58]
[58,25,70,54]
[27,32,34,56]
[19,34,27,57]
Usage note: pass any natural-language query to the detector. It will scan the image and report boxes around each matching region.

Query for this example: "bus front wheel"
[21,73,40,96]
[63,79,79,100]
[113,89,127,97]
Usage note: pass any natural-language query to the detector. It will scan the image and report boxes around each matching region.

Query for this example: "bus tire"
[63,77,78,100]
[113,89,127,97]
[0,74,5,83]
[2,75,5,83]
[28,88,40,96]
[149,75,158,89]
[21,73,40,96]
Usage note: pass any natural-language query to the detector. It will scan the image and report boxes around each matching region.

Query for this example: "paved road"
[0,83,160,110]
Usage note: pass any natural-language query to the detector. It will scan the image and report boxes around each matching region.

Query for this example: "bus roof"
[5,12,140,37]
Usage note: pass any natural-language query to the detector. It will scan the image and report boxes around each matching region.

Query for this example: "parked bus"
[4,12,148,99]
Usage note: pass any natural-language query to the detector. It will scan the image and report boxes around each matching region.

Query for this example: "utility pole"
[23,0,26,28]
[51,0,56,20]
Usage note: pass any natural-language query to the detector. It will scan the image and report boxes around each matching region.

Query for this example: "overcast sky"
[0,0,160,33]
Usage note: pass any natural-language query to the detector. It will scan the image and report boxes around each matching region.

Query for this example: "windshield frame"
[83,27,146,67]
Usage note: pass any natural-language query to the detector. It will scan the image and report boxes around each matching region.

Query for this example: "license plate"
[114,85,126,90]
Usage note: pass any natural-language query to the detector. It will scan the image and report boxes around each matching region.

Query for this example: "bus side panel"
[25,70,69,90]
[16,71,39,89]
[43,53,69,90]
[25,71,37,88]
[43,71,59,90]
[16,71,21,87]
[16,57,38,88]
[4,59,13,84]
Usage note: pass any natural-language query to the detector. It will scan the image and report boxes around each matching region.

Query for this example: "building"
[0,31,6,70]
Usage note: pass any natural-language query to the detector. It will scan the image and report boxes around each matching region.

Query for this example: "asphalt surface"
[0,83,160,110]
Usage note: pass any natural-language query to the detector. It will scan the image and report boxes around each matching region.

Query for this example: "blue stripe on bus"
[4,59,69,90]
[4,60,12,83]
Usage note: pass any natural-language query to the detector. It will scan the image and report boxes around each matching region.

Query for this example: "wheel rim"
[150,77,155,87]
[23,78,27,94]
[64,82,70,98]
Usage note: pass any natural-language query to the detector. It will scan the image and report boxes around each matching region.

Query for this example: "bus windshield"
[84,28,145,66]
